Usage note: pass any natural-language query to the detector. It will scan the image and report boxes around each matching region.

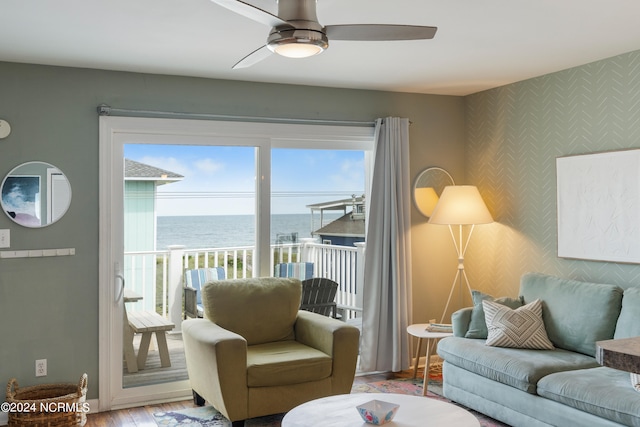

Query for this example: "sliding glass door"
[99,116,373,410]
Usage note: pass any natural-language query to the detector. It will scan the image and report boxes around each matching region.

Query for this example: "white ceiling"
[3,0,640,96]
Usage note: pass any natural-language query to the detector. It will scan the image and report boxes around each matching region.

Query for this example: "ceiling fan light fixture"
[267,28,328,58]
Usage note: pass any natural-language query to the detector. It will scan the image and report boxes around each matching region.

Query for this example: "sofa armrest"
[182,319,249,421]
[294,310,360,393]
[451,307,473,337]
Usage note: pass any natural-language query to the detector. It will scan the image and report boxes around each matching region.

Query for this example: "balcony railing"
[124,239,365,330]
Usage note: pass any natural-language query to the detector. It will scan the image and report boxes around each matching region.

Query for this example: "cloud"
[139,156,190,176]
[195,158,224,175]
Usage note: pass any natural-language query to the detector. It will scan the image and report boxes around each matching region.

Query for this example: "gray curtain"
[359,117,413,373]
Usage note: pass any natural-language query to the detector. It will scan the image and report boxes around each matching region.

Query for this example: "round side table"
[407,323,453,396]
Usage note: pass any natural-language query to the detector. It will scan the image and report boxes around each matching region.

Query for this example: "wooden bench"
[127,311,175,371]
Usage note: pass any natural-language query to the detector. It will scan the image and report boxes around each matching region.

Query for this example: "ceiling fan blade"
[232,45,273,69]
[210,0,289,28]
[325,24,437,41]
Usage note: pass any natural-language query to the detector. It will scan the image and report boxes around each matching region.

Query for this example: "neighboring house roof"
[308,195,366,238]
[306,196,365,211]
[124,158,183,185]
[312,213,365,238]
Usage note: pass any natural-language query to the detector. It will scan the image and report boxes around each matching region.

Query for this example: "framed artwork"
[556,149,640,263]
[1,175,42,227]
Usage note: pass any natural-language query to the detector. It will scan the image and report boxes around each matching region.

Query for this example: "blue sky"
[125,144,365,216]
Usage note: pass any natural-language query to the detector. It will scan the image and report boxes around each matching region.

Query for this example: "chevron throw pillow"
[483,299,554,349]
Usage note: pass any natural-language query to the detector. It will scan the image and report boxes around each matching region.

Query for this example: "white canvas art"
[557,149,640,263]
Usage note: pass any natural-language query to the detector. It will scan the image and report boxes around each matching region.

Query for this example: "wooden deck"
[123,332,187,388]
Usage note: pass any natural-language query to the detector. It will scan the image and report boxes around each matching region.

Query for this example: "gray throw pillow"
[465,290,524,339]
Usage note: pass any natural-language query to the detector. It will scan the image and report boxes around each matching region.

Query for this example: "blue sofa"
[437,272,640,427]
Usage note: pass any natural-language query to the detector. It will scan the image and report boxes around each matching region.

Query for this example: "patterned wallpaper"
[464,49,640,296]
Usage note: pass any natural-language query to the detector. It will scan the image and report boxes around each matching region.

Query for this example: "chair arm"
[451,306,473,337]
[182,319,249,421]
[294,310,360,393]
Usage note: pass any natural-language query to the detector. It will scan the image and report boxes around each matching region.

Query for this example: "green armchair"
[182,277,360,426]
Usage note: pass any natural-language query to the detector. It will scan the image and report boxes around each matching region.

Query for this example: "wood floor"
[87,372,393,426]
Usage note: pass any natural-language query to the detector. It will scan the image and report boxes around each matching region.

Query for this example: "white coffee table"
[281,393,479,427]
[407,324,453,395]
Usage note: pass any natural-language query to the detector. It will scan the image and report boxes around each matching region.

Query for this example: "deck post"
[168,245,186,331]
[299,238,315,263]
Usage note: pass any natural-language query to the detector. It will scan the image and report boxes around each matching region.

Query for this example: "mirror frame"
[413,167,455,218]
[1,161,72,228]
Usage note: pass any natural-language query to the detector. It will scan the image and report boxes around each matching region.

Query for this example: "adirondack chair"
[273,262,314,280]
[183,267,225,319]
[300,277,339,318]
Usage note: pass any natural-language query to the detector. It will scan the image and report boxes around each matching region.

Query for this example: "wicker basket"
[6,374,88,427]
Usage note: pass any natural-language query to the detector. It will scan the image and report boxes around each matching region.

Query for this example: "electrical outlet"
[0,229,9,248]
[35,359,47,377]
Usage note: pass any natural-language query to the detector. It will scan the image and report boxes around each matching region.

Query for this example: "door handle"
[115,274,125,303]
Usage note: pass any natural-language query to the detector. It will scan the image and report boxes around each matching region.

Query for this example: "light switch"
[0,229,10,248]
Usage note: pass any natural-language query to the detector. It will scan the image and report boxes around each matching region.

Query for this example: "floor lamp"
[428,185,493,323]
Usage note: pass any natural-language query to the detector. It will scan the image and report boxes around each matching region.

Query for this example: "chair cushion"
[614,286,640,339]
[247,340,332,387]
[483,299,554,349]
[202,277,301,345]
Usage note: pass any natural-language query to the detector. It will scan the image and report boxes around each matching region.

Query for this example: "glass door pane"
[271,148,366,316]
[122,143,256,388]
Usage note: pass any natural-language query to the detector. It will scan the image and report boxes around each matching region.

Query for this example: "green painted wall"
[465,49,640,299]
[0,61,465,399]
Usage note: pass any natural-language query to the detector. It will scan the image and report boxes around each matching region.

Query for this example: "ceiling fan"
[210,0,437,69]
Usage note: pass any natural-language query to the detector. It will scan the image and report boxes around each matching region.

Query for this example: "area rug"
[153,371,509,426]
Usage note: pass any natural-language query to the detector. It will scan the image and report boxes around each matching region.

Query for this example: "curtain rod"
[97,105,376,127]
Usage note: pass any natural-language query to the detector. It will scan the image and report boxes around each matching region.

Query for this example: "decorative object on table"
[428,185,493,323]
[356,400,399,425]
[425,322,453,333]
[6,373,88,427]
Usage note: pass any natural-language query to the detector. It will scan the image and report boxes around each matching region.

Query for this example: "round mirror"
[1,161,72,228]
[413,167,455,218]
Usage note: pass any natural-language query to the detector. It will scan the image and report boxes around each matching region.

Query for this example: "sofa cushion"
[202,277,301,345]
[538,367,640,427]
[247,340,332,387]
[519,273,623,356]
[614,286,640,339]
[484,299,554,349]
[437,336,600,393]
[465,290,523,339]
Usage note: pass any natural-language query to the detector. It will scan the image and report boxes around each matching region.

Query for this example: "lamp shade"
[428,185,493,225]
[414,187,440,217]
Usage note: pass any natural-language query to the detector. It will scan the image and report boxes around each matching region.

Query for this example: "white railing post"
[168,245,186,332]
[299,238,315,263]
[354,242,366,316]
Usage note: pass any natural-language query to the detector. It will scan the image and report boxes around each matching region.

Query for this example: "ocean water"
[156,213,341,250]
